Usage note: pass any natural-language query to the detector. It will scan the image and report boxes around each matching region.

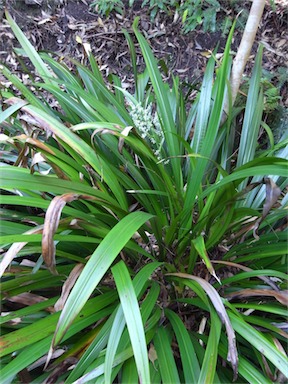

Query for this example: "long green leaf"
[0,304,116,383]
[0,99,27,123]
[104,264,161,384]
[112,261,150,384]
[183,23,235,226]
[153,326,180,383]
[71,61,133,124]
[237,46,263,167]
[52,212,152,347]
[168,273,238,378]
[201,158,288,199]
[67,314,116,382]
[218,338,272,384]
[230,311,288,377]
[191,55,215,153]
[0,292,115,358]
[68,267,160,382]
[20,105,128,209]
[1,167,118,207]
[121,358,138,384]
[198,309,222,384]
[104,308,126,383]
[5,10,52,80]
[165,309,200,383]
[192,235,219,281]
[71,301,161,383]
[133,18,183,191]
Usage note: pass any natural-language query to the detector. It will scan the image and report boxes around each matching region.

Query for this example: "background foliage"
[91,0,249,34]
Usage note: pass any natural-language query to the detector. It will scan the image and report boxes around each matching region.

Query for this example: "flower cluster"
[128,101,164,160]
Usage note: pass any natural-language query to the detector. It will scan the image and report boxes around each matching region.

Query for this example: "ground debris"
[1,0,287,104]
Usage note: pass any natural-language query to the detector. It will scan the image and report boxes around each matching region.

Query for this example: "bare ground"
[1,0,287,105]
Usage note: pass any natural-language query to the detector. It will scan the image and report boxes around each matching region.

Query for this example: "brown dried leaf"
[20,106,54,136]
[167,272,238,379]
[27,349,65,373]
[17,368,31,384]
[4,97,28,108]
[42,193,95,274]
[262,178,282,219]
[148,343,158,369]
[253,178,282,239]
[0,226,43,278]
[261,354,276,381]
[225,288,288,306]
[44,357,78,384]
[31,152,52,176]
[273,337,287,356]
[91,127,118,150]
[25,137,56,155]
[54,263,84,311]
[7,292,48,306]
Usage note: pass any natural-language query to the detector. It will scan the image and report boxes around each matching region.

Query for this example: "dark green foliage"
[0,12,287,384]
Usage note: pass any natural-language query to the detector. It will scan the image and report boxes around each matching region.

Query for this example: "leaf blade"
[52,211,153,347]
[112,261,150,384]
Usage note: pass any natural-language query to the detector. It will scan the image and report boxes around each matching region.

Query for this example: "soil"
[0,0,287,104]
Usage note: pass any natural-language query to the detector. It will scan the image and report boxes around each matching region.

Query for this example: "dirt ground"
[0,0,287,104]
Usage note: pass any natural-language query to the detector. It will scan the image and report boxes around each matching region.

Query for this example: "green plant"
[262,66,287,108]
[90,0,125,16]
[89,0,222,32]
[90,0,179,20]
[238,72,282,114]
[141,0,178,20]
[0,11,287,383]
[181,0,220,33]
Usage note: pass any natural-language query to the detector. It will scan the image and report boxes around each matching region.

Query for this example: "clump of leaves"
[262,66,287,94]
[89,0,281,37]
[262,79,281,112]
[181,0,221,33]
[141,0,179,20]
[90,0,179,20]
[0,10,287,384]
[89,0,223,33]
[238,71,282,114]
[90,0,125,16]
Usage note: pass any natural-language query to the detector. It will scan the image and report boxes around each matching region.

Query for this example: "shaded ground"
[0,0,287,104]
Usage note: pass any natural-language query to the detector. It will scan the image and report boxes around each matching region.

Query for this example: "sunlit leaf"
[192,235,220,282]
[51,212,152,349]
[112,261,150,384]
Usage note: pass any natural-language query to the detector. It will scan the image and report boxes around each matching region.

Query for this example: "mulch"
[1,0,287,104]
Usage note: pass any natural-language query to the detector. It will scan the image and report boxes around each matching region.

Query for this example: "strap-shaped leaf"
[168,273,238,379]
[165,309,200,383]
[51,211,152,348]
[153,326,180,383]
[112,261,150,384]
[104,264,161,384]
[133,18,183,191]
[5,10,52,80]
[230,311,288,378]
[20,105,128,210]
